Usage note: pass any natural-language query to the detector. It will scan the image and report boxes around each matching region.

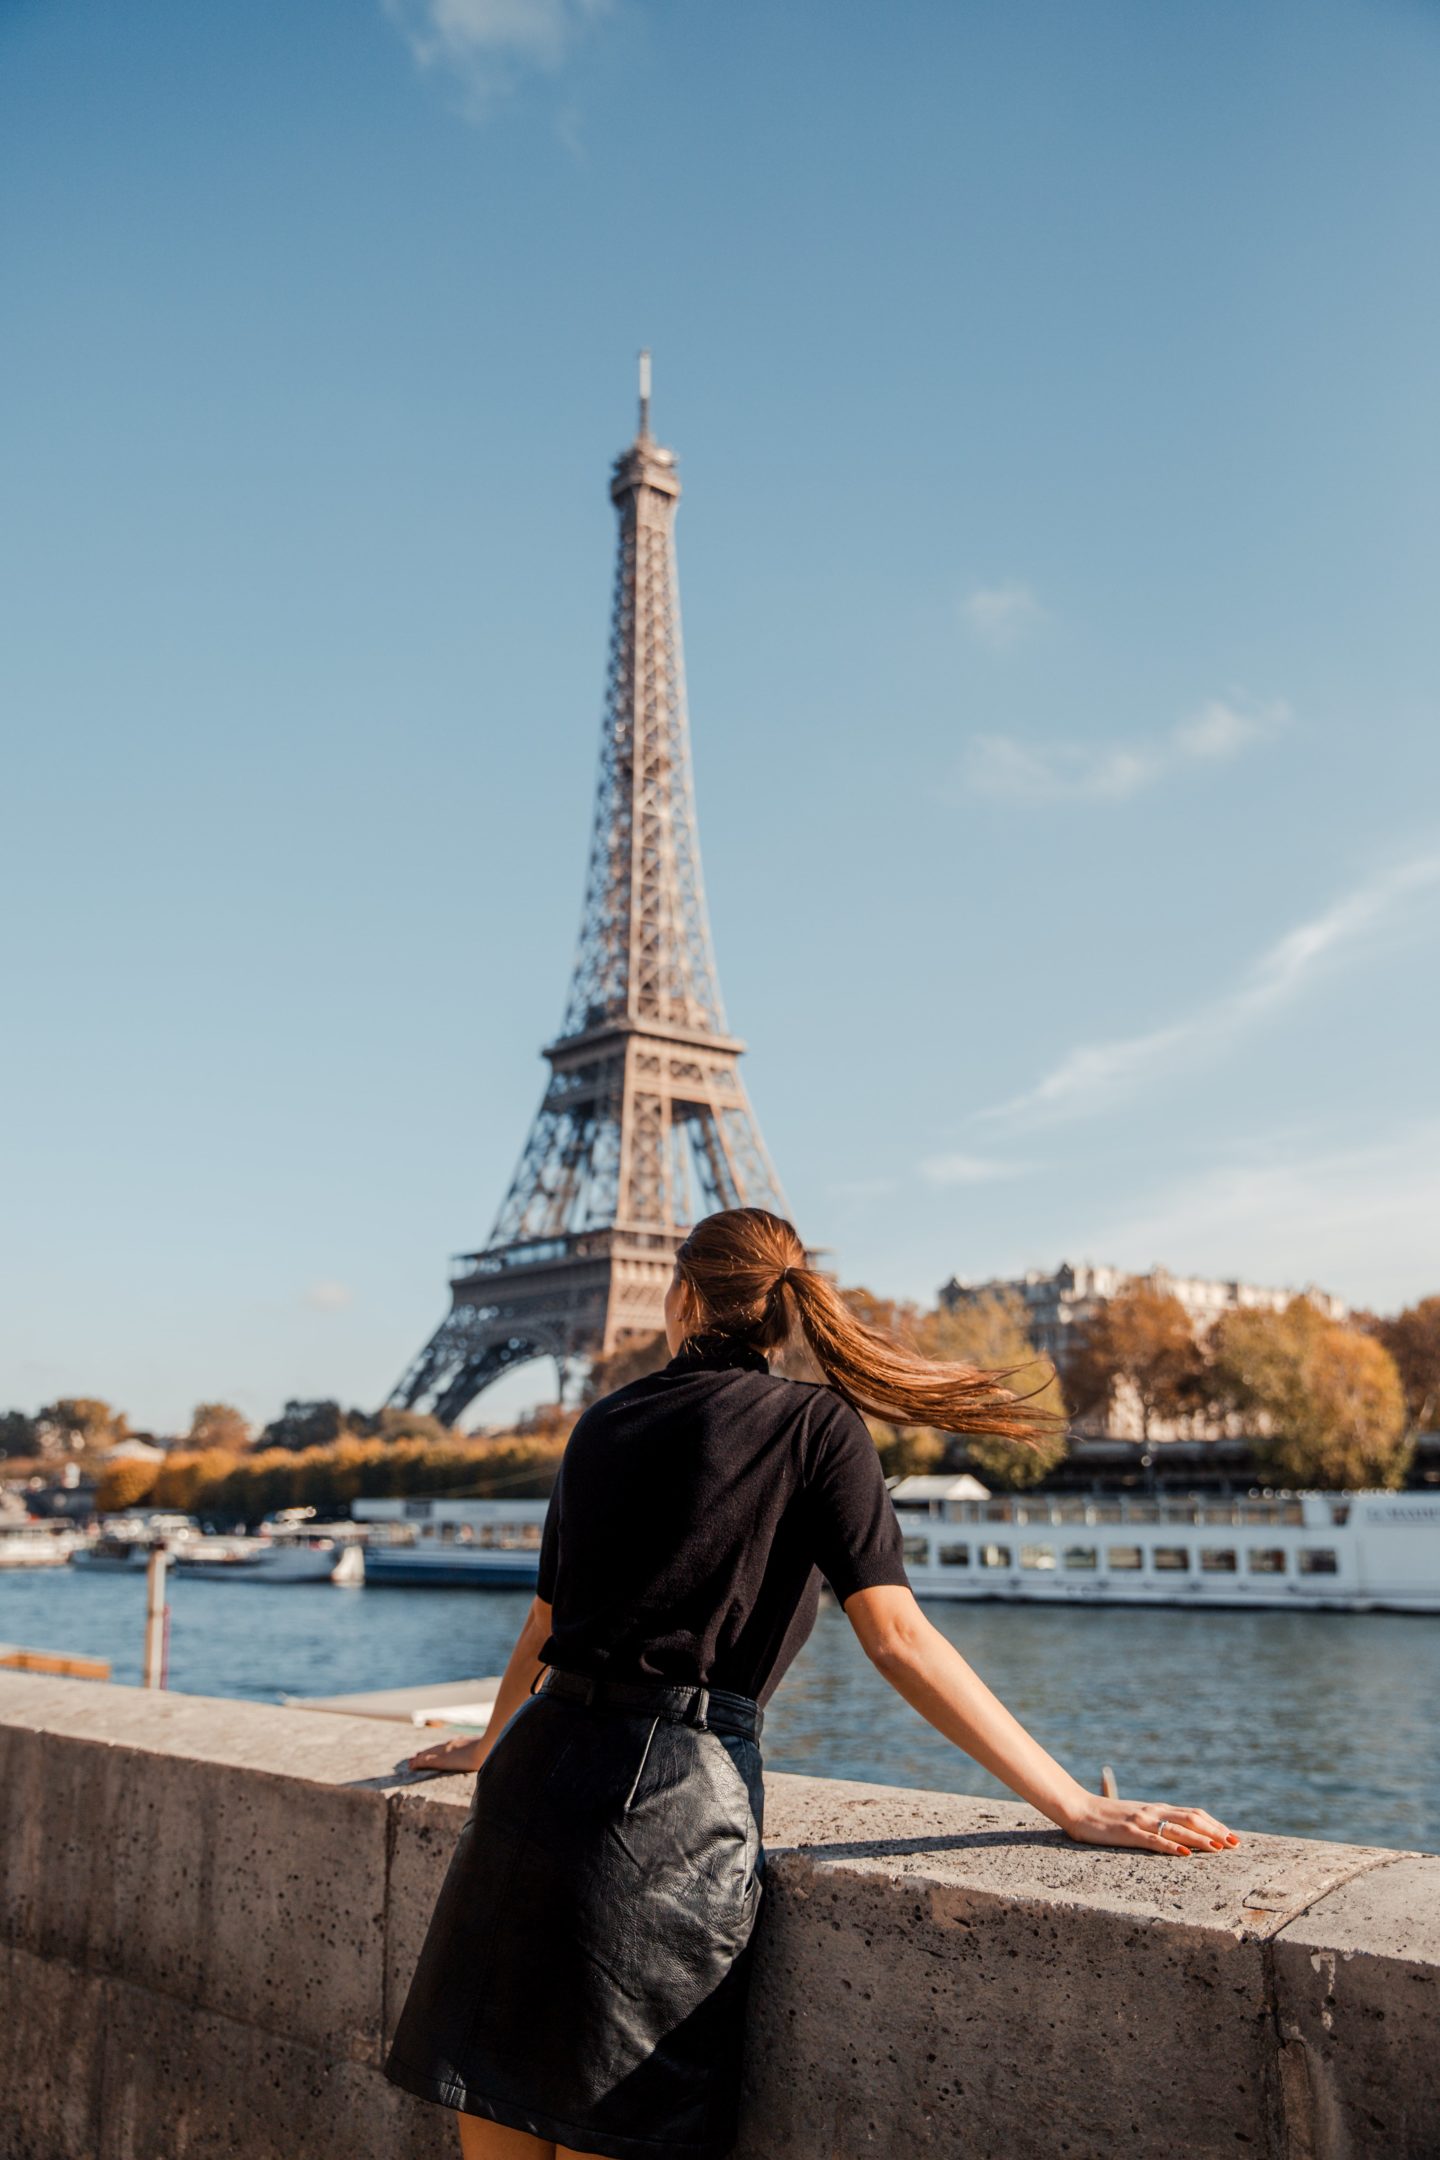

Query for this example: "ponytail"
[674,1207,1057,1446]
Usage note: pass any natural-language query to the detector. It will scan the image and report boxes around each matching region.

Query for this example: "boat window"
[1162,1503,1198,1525]
[1280,1503,1304,1526]
[1298,1548,1339,1575]
[1020,1544,1056,1570]
[939,1543,970,1567]
[1201,1506,1238,1527]
[1063,1546,1098,1571]
[1248,1547,1287,1574]
[1093,1502,1123,1524]
[1054,1500,1088,1524]
[902,1535,930,1566]
[983,1502,1014,1524]
[1128,1502,1159,1524]
[1329,1502,1351,1527]
[1200,1548,1238,1573]
[979,1543,1012,1569]
[1152,1547,1190,1571]
[1106,1545,1143,1570]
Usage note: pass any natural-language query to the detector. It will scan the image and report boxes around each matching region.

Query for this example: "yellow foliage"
[95,1459,159,1514]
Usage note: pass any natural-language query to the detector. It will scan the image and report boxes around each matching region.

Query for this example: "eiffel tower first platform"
[387,358,788,1425]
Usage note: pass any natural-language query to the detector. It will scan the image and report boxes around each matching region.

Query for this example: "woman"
[384,1207,1238,2160]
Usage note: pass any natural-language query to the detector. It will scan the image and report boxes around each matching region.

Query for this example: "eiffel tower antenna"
[386,361,788,1425]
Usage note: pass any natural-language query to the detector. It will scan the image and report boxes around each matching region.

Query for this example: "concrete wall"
[0,1674,1434,2160]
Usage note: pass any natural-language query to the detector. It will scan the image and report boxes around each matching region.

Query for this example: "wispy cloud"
[961,582,1044,650]
[303,1280,354,1313]
[958,694,1290,803]
[920,1153,1035,1186]
[384,0,611,111]
[977,847,1440,1130]
[1093,1121,1440,1313]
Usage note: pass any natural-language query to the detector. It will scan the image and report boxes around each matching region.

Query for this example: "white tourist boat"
[352,1497,546,1587]
[889,1477,1440,1613]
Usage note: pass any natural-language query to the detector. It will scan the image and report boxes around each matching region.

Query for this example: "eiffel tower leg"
[387,1309,566,1428]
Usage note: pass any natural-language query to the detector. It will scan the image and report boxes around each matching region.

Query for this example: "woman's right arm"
[845,1584,1239,1856]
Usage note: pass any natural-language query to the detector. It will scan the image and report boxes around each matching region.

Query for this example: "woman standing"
[384,1208,1237,2160]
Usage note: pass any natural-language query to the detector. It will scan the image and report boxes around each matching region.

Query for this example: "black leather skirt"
[384,1671,766,2160]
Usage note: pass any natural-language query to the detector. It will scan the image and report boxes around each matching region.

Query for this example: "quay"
[0,1673,1435,2157]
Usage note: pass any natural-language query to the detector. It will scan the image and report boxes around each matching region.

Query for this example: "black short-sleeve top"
[537,1333,909,1705]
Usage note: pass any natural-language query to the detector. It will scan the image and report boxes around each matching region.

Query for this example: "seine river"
[3,1570,1436,1852]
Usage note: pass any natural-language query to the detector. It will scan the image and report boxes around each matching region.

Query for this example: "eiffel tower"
[387,358,788,1425]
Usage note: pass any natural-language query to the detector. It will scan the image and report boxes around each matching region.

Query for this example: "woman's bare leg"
[454,2112,554,2160]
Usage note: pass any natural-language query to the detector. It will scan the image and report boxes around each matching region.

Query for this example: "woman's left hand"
[407,1732,490,1775]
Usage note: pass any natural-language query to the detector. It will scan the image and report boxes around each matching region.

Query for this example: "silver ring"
[1156,1818,1171,1839]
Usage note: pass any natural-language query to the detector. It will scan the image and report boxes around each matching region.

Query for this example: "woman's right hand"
[407,1732,490,1775]
[1058,1792,1240,1855]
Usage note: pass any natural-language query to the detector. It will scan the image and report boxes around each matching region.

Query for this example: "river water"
[3,1569,1436,1852]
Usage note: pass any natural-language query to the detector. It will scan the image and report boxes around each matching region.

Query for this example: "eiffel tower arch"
[387,359,788,1426]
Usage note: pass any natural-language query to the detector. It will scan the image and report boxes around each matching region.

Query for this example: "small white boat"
[0,1519,81,1568]
[171,1512,365,1585]
[71,1514,199,1570]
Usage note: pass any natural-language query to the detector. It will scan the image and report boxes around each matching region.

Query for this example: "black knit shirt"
[537,1333,909,1705]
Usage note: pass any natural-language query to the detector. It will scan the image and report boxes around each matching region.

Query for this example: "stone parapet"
[0,1674,1433,2159]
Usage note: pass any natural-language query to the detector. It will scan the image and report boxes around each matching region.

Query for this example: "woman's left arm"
[407,1595,553,1774]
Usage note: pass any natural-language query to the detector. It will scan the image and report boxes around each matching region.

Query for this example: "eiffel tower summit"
[387,357,788,1425]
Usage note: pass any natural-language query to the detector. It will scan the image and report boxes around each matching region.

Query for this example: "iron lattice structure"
[388,361,788,1424]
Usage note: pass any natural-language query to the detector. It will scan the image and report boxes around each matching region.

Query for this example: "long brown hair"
[673,1207,1056,1444]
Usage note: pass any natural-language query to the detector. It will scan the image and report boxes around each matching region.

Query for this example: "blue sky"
[3,0,1438,1433]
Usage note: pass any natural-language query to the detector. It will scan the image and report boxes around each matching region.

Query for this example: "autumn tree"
[1360,1297,1440,1434]
[1213,1299,1410,1491]
[865,1420,948,1480]
[583,1332,671,1403]
[1065,1284,1208,1440]
[95,1458,160,1514]
[186,1403,253,1453]
[918,1293,1068,1489]
[34,1398,129,1458]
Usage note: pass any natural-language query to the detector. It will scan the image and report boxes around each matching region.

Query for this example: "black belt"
[539,1667,762,1741]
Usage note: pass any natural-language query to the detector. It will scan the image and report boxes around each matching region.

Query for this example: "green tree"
[918,1293,1068,1489]
[368,1406,454,1447]
[186,1402,253,1453]
[259,1399,348,1452]
[1214,1299,1411,1491]
[0,1410,37,1459]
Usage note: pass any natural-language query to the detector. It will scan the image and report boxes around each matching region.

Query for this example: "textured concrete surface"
[1270,1853,1440,2159]
[0,1674,1433,2160]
